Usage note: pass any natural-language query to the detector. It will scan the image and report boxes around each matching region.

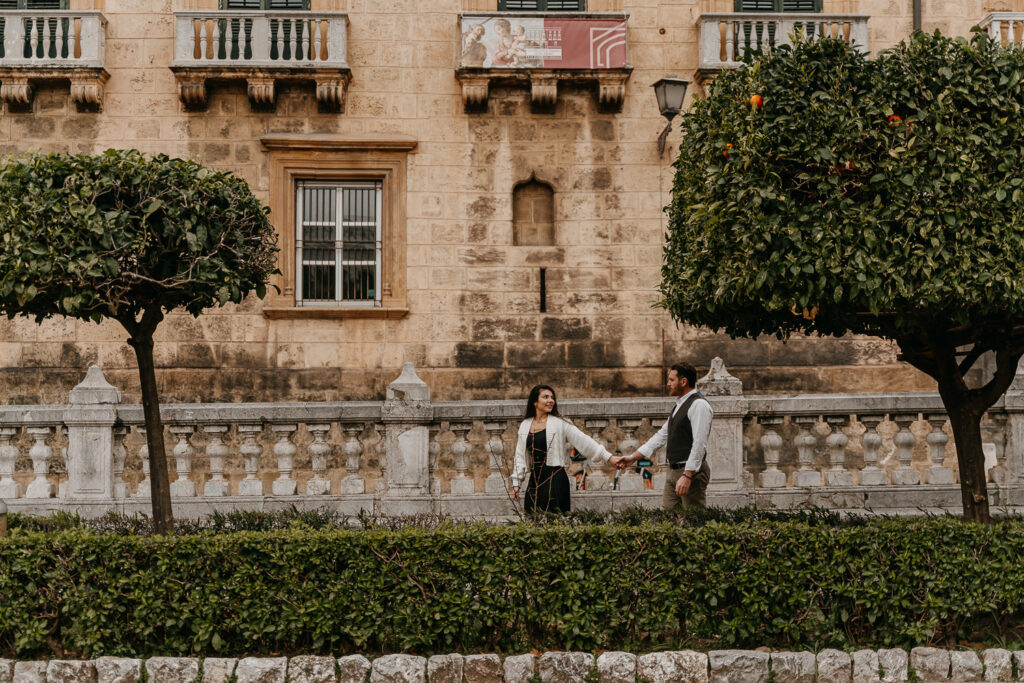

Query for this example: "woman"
[511,385,623,513]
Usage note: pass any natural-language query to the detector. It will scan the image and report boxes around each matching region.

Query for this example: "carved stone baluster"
[584,419,611,491]
[112,426,129,499]
[758,416,786,488]
[792,416,821,487]
[203,425,230,497]
[616,419,643,491]
[449,422,474,495]
[237,424,264,496]
[169,426,196,497]
[988,413,1010,484]
[0,427,21,499]
[306,424,332,495]
[484,421,506,494]
[858,415,887,485]
[134,427,151,498]
[923,415,954,485]
[824,416,853,486]
[339,423,365,495]
[890,414,921,485]
[270,424,298,496]
[25,426,55,498]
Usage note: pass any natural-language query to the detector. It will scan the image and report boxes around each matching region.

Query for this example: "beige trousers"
[662,459,711,510]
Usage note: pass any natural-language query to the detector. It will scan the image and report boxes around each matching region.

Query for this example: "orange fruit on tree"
[888,114,903,127]
[722,143,733,158]
[750,94,763,110]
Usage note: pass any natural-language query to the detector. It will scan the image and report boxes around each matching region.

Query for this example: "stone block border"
[1,647,1022,682]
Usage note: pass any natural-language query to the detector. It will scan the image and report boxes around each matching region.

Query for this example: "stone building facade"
[0,0,1006,404]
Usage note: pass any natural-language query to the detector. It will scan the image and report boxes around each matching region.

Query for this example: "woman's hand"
[512,486,520,502]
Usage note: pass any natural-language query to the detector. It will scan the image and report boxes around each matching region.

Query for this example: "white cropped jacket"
[511,416,614,488]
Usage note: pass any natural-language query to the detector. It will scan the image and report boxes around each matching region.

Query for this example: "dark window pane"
[302,264,336,301]
[782,0,818,9]
[342,264,375,301]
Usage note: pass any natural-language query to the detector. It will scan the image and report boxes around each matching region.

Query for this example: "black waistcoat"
[667,391,705,465]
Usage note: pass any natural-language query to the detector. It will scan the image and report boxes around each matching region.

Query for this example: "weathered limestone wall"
[0,0,995,404]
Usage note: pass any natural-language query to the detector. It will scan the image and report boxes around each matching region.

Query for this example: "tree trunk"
[944,405,990,523]
[128,332,174,534]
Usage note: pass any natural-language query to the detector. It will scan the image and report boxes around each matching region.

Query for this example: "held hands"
[611,451,643,469]
[512,486,520,502]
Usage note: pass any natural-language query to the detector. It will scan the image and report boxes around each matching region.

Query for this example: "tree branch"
[958,343,988,377]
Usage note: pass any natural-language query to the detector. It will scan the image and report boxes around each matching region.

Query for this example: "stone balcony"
[170,11,350,111]
[979,13,1024,46]
[456,12,632,114]
[0,10,108,110]
[698,12,869,80]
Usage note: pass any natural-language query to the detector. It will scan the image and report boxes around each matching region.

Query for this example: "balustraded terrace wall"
[3,359,1024,519]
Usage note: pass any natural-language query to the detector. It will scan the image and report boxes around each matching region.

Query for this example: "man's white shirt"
[636,390,713,471]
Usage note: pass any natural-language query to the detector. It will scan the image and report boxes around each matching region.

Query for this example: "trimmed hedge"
[1,517,1023,658]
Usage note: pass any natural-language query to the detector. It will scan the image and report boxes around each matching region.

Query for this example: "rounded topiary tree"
[664,31,1024,522]
[0,150,278,533]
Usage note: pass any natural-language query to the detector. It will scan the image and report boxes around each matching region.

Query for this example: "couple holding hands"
[510,362,714,514]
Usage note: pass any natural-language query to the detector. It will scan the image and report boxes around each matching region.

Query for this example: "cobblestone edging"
[1,647,1023,683]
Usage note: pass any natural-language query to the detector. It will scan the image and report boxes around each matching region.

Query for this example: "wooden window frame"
[498,1,587,11]
[733,0,822,11]
[262,135,416,319]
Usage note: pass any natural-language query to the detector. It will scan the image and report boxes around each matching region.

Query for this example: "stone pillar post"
[696,357,748,490]
[169,425,197,497]
[237,424,264,496]
[1004,361,1024,482]
[890,415,921,486]
[306,424,332,495]
[339,423,365,494]
[62,365,121,500]
[381,362,432,514]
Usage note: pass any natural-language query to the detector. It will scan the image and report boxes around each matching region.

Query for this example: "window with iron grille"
[735,0,821,10]
[221,0,310,9]
[296,181,383,307]
[0,1,67,7]
[498,0,586,11]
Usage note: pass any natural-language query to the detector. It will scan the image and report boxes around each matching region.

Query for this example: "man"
[622,362,713,508]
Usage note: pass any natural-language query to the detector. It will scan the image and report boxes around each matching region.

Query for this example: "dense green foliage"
[2,517,1024,657]
[0,149,277,322]
[665,31,1024,340]
[665,31,1024,522]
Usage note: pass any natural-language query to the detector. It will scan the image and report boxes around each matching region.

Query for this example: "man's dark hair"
[670,362,697,388]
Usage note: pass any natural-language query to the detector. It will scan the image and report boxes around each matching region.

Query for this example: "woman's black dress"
[525,428,571,514]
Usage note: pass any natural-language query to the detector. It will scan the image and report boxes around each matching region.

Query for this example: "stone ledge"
[455,67,631,114]
[262,306,409,320]
[0,66,108,110]
[170,65,351,112]
[4,648,1016,683]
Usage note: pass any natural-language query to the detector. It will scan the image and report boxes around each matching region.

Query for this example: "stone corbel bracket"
[170,66,352,112]
[456,67,632,114]
[0,67,109,111]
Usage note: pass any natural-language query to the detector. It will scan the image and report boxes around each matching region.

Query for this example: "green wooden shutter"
[0,0,68,7]
[222,0,310,9]
[735,0,821,10]
[499,0,586,10]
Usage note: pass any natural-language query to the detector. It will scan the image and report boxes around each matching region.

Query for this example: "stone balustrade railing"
[980,12,1024,46]
[0,10,108,108]
[0,10,106,67]
[2,359,1024,518]
[172,11,349,68]
[698,12,869,74]
[170,11,350,110]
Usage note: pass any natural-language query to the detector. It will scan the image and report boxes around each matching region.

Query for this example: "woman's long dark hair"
[524,384,562,419]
